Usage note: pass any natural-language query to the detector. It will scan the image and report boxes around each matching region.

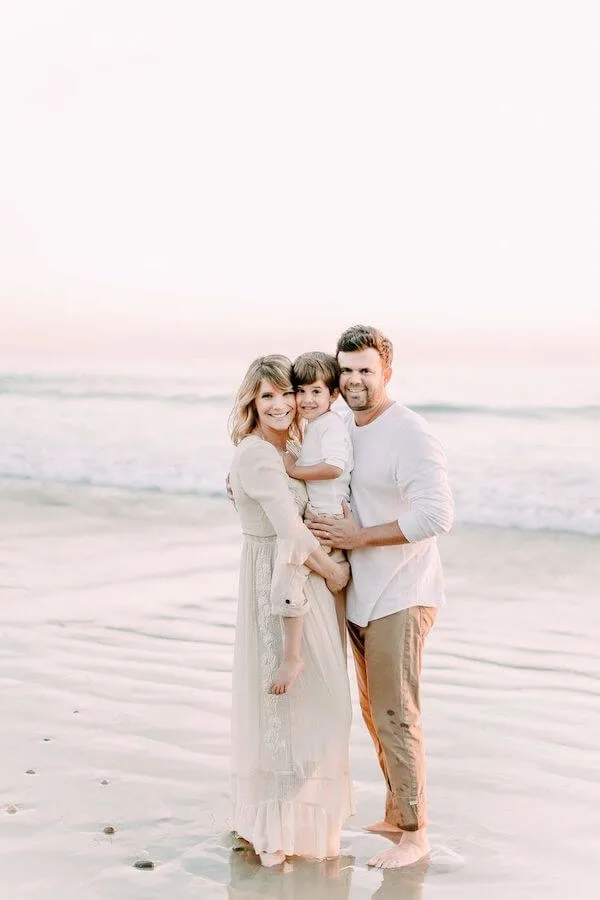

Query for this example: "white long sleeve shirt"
[346,403,453,627]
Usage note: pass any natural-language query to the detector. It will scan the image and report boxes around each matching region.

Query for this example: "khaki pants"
[347,606,437,831]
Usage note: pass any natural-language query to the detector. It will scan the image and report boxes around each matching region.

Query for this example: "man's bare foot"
[365,820,403,833]
[269,658,304,694]
[259,850,286,867]
[368,829,430,868]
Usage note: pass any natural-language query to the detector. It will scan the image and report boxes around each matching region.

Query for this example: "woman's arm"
[239,440,349,607]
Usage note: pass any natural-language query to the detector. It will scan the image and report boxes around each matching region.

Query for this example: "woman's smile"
[254,380,296,435]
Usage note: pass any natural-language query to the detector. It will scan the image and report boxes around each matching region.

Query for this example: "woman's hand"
[325,560,350,594]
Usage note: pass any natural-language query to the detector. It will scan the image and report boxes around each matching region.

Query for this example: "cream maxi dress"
[229,435,353,859]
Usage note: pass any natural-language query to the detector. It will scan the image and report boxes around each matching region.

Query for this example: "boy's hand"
[225,473,236,509]
[286,439,301,459]
[326,560,350,594]
[282,451,297,477]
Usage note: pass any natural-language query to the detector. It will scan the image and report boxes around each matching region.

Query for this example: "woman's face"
[254,379,296,435]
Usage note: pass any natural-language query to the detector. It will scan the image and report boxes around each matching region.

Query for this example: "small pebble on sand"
[103,825,117,835]
[25,769,36,775]
[6,804,18,814]
[100,779,109,785]
[133,859,155,870]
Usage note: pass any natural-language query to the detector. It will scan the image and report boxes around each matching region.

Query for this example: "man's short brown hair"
[292,351,340,393]
[336,324,393,368]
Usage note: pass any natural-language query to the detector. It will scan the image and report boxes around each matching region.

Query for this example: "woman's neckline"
[249,431,286,454]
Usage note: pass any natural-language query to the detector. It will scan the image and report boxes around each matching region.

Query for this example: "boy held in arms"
[283,351,353,647]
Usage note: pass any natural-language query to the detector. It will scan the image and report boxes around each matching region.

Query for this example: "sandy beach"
[2,481,599,899]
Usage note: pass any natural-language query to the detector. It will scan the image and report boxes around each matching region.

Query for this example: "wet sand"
[1,482,599,899]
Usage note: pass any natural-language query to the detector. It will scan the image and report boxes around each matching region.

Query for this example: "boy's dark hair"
[336,324,393,367]
[292,351,340,393]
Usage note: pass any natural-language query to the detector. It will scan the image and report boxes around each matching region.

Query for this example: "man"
[308,324,453,870]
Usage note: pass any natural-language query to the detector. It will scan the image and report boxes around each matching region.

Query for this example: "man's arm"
[307,501,409,550]
[308,420,453,551]
[394,422,453,542]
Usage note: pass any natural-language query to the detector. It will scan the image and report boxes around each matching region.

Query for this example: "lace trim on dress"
[255,541,290,764]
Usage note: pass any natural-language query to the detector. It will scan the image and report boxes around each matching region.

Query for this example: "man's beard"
[342,388,371,410]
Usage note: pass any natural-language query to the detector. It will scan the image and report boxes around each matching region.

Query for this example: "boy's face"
[296,379,338,422]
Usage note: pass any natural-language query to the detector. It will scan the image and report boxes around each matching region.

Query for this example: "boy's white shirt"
[297,410,353,515]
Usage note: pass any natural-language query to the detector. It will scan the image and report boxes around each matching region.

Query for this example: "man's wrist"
[356,527,369,549]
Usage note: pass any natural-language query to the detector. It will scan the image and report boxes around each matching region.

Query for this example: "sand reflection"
[227,848,354,899]
[227,844,429,900]
[371,856,428,900]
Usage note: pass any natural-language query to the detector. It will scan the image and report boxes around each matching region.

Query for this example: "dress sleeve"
[239,440,320,616]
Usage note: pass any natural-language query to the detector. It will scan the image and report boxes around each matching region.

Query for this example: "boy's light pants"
[347,605,437,831]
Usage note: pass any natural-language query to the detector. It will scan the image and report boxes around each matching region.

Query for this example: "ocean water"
[1,359,599,535]
[2,359,600,899]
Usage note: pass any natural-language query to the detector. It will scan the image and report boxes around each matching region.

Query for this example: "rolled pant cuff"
[385,793,427,832]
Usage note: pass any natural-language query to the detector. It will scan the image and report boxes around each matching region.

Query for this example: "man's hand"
[307,501,364,550]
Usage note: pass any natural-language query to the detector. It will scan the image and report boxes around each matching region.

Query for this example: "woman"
[228,355,353,867]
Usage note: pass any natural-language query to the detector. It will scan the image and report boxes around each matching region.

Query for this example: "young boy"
[284,351,353,647]
[268,351,352,695]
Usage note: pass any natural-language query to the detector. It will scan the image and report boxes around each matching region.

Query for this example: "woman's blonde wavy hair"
[229,355,301,446]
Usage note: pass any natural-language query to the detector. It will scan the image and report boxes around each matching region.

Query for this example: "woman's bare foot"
[259,850,286,867]
[269,657,304,694]
[367,829,430,868]
[365,820,403,833]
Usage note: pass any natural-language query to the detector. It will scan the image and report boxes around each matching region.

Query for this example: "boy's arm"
[283,414,349,482]
[283,451,342,482]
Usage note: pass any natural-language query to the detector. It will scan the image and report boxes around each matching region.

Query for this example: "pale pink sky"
[1,1,598,362]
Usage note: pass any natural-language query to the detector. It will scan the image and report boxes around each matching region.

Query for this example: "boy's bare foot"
[269,658,304,694]
[365,820,403,833]
[367,829,430,868]
[259,850,286,867]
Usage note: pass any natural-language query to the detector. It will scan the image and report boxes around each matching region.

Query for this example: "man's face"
[338,348,391,411]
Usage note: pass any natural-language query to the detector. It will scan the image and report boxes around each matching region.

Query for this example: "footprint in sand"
[428,845,466,873]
